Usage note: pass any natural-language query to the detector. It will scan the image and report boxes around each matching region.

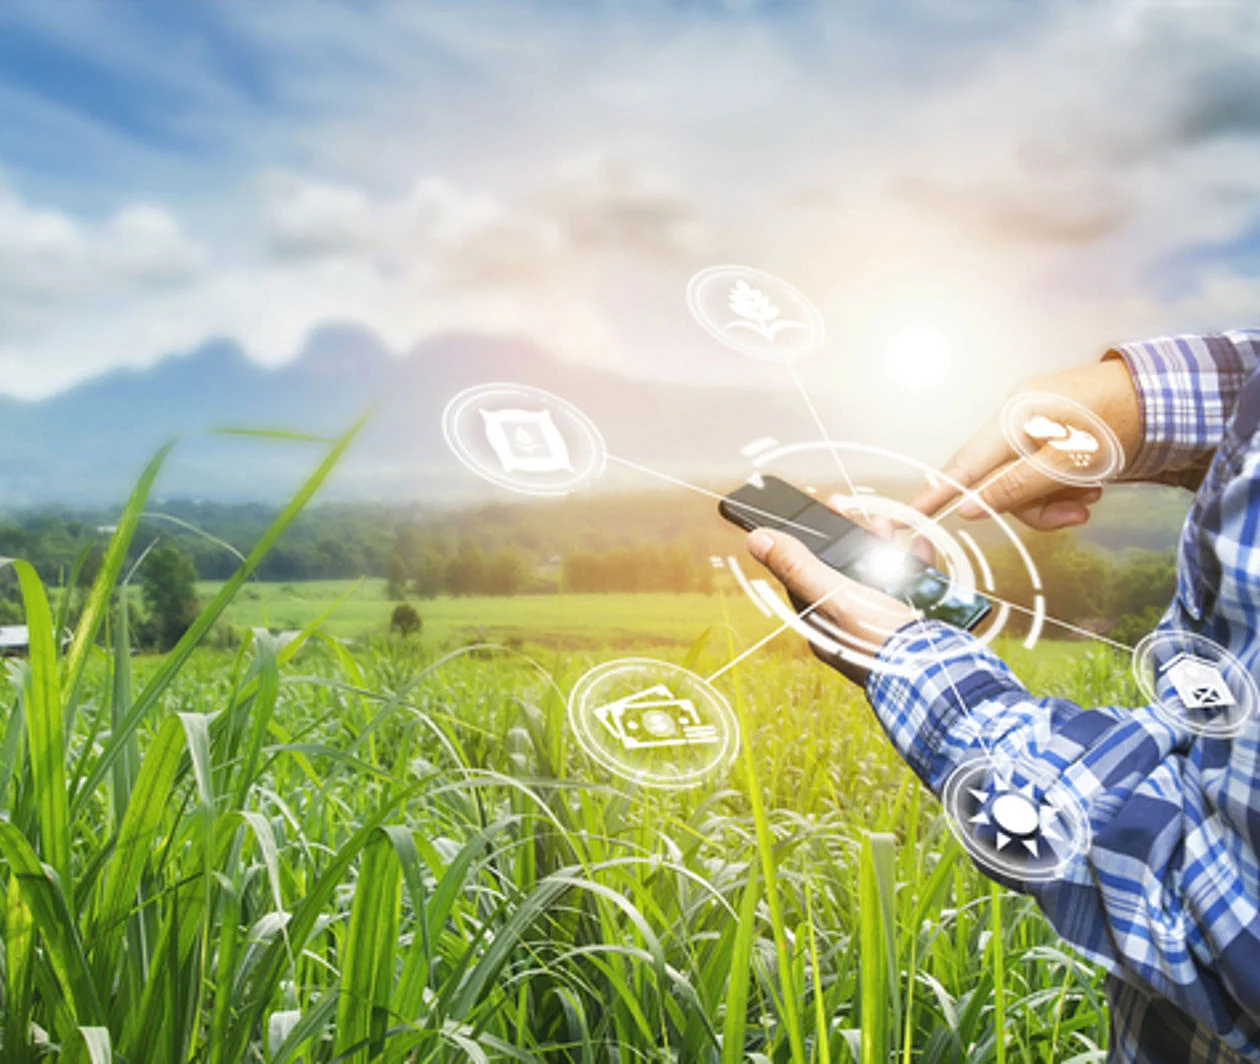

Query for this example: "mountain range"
[0,326,813,505]
[0,327,1192,559]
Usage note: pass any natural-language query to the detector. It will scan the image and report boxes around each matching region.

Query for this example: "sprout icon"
[723,280,808,343]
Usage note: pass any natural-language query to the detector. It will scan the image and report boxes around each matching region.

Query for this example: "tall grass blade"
[0,821,102,1026]
[72,415,368,818]
[334,830,401,1061]
[13,559,69,886]
[720,858,760,1064]
[5,871,35,1062]
[0,661,26,814]
[858,832,897,1064]
[61,441,176,708]
[91,716,185,961]
[79,1026,112,1064]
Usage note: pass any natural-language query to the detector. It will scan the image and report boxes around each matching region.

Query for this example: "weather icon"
[1022,415,1101,468]
[1001,392,1125,486]
[943,759,1089,882]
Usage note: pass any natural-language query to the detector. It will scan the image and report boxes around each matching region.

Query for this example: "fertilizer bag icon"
[481,408,575,474]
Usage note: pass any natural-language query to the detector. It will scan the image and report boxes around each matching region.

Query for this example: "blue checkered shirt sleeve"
[866,331,1260,1060]
[1107,330,1260,488]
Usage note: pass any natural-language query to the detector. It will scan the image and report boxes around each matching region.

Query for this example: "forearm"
[864,623,1260,1031]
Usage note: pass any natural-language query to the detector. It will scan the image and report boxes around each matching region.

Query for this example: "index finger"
[957,443,1082,518]
[909,411,1014,518]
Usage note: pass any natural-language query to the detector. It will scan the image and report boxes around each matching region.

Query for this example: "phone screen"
[719,475,991,631]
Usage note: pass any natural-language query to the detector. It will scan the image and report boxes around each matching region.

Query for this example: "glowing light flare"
[862,544,908,586]
[887,327,953,390]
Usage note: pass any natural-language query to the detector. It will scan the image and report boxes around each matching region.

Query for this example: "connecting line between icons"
[605,454,833,542]
[919,457,1031,529]
[783,360,869,521]
[904,607,997,763]
[705,582,851,682]
[983,593,1134,653]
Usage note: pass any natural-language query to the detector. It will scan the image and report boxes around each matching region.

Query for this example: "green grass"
[199,579,777,648]
[0,431,1124,1062]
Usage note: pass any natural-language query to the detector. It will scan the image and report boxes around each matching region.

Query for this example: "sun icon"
[966,776,1067,858]
[943,760,1088,882]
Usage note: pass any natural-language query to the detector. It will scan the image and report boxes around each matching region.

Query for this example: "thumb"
[747,528,851,606]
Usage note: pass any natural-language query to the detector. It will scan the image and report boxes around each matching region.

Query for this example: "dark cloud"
[1171,61,1260,145]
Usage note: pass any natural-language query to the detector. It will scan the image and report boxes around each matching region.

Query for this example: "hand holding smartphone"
[719,475,991,631]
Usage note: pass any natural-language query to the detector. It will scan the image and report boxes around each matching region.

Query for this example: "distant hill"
[0,325,818,505]
[0,324,1192,558]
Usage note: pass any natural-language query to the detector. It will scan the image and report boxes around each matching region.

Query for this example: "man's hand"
[910,358,1142,530]
[747,504,919,684]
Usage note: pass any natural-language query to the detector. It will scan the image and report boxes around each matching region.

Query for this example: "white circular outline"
[827,493,976,601]
[739,440,1042,674]
[686,264,825,363]
[942,758,1090,883]
[566,658,740,790]
[442,382,608,497]
[1000,391,1126,488]
[1132,629,1259,738]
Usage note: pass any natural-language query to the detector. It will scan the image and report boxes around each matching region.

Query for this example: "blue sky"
[2,0,1259,451]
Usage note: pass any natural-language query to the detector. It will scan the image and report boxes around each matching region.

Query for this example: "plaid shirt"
[866,331,1260,1063]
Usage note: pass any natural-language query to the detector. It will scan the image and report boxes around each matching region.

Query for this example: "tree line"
[0,501,1181,643]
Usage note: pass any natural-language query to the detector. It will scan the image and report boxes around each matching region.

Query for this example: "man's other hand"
[909,359,1142,531]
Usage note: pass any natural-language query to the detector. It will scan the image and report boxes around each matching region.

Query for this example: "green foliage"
[389,602,422,637]
[986,531,1176,640]
[1107,549,1178,620]
[564,540,713,593]
[386,551,408,599]
[139,542,199,651]
[0,440,1139,1060]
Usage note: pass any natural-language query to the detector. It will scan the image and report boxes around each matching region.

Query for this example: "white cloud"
[0,175,205,357]
[1,0,1260,440]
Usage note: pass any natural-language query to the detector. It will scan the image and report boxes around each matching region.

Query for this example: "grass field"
[199,578,779,648]
[2,433,1130,1062]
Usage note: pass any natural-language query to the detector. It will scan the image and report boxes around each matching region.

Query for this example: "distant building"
[0,626,28,656]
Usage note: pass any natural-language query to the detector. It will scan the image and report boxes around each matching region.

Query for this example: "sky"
[2,0,1260,459]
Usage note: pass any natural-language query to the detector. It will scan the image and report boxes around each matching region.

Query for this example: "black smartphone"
[718,475,992,631]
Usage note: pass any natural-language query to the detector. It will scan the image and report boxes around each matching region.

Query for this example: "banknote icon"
[592,684,721,751]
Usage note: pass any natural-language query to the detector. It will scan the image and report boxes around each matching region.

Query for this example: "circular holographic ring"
[1000,391,1126,487]
[826,493,978,604]
[442,382,606,497]
[687,265,824,363]
[567,658,739,789]
[726,440,1037,678]
[1132,629,1258,738]
[943,758,1090,883]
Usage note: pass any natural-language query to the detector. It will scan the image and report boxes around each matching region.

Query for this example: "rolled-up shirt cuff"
[863,619,1023,792]
[1106,333,1256,484]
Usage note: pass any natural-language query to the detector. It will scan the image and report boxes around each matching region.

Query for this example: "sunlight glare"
[888,327,953,390]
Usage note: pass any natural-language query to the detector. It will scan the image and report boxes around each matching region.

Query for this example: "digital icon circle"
[1000,392,1125,487]
[1132,629,1257,737]
[567,658,740,789]
[719,440,1040,679]
[943,759,1089,882]
[687,265,824,362]
[442,382,606,496]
